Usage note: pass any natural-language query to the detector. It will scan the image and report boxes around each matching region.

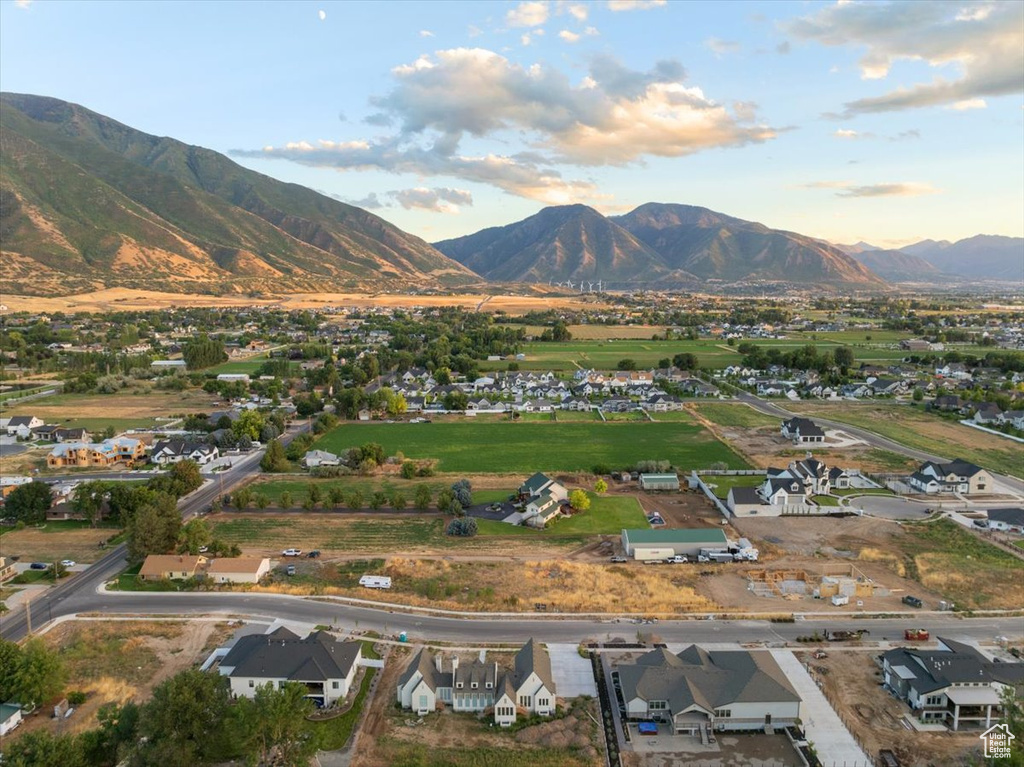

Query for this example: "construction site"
[745,564,888,602]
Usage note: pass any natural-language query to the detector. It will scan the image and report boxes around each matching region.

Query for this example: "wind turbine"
[587,281,594,292]
[566,279,575,290]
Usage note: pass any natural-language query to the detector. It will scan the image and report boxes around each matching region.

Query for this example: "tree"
[386,392,408,416]
[347,489,364,510]
[179,519,212,555]
[401,461,417,479]
[107,484,158,527]
[437,488,456,513]
[446,497,465,516]
[451,479,473,508]
[913,388,924,402]
[71,480,110,527]
[389,488,406,510]
[150,460,203,497]
[6,482,52,524]
[569,489,591,512]
[81,702,140,767]
[359,442,386,465]
[446,518,478,537]
[182,335,227,370]
[0,639,21,702]
[595,479,608,494]
[232,682,318,767]
[369,491,387,511]
[127,493,182,564]
[414,484,432,511]
[254,493,270,510]
[327,486,345,508]
[443,390,468,411]
[616,358,637,370]
[307,483,322,508]
[551,321,572,341]
[261,439,289,472]
[279,491,293,509]
[1,731,87,767]
[137,669,232,767]
[672,352,699,370]
[11,638,65,707]
[833,346,854,371]
[231,409,265,441]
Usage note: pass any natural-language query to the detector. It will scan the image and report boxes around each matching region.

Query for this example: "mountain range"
[0,93,477,296]
[1,93,1019,296]
[435,202,884,288]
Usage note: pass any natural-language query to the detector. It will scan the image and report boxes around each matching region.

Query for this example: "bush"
[445,518,478,537]
[67,690,87,705]
[592,463,612,476]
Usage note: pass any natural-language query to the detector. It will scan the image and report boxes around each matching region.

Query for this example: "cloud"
[705,37,741,56]
[567,3,588,21]
[786,1,1024,116]
[236,48,775,203]
[584,26,599,36]
[802,180,940,198]
[521,33,533,46]
[467,24,483,38]
[607,0,666,10]
[947,97,986,110]
[892,129,921,140]
[318,9,326,21]
[390,186,473,212]
[559,29,581,43]
[344,193,385,209]
[506,1,549,27]
[420,30,435,38]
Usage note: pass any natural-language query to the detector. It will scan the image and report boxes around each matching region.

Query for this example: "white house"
[780,417,825,444]
[617,646,802,735]
[151,440,219,466]
[986,508,1024,533]
[205,557,271,584]
[6,415,43,439]
[220,627,362,707]
[396,639,555,726]
[303,449,341,468]
[908,459,992,495]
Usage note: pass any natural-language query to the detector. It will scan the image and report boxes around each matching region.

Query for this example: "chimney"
[435,652,443,674]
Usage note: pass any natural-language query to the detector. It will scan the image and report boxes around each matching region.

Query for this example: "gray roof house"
[780,417,825,444]
[220,627,363,707]
[986,508,1024,532]
[396,639,556,726]
[617,645,801,735]
[882,638,1024,730]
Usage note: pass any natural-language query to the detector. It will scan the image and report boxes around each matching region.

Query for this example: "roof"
[729,486,763,505]
[987,508,1024,527]
[398,648,441,692]
[0,703,21,722]
[514,638,555,693]
[883,638,1024,695]
[7,416,35,426]
[639,473,679,482]
[617,645,800,714]
[521,472,552,495]
[153,439,213,456]
[921,458,986,478]
[207,557,269,574]
[622,528,728,546]
[139,554,207,577]
[225,630,361,683]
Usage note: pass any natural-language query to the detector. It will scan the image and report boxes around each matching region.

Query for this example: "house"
[208,410,241,427]
[765,455,850,497]
[621,528,728,560]
[639,473,680,491]
[973,403,1003,425]
[900,339,935,352]
[6,415,43,439]
[220,627,363,707]
[617,645,801,735]
[0,703,22,736]
[304,450,341,468]
[986,508,1024,533]
[0,556,16,583]
[518,472,568,503]
[206,557,271,584]
[30,424,61,441]
[151,440,219,466]
[931,395,964,412]
[882,637,1024,730]
[908,459,992,495]
[54,427,89,443]
[780,417,825,444]
[138,554,208,581]
[46,438,146,468]
[999,410,1024,430]
[525,491,563,528]
[726,486,765,517]
[396,639,555,726]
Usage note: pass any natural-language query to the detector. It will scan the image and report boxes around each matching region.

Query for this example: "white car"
[282,548,302,557]
[60,560,76,568]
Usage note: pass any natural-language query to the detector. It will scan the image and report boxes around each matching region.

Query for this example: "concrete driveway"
[0,435,27,458]
[547,644,597,697]
[845,494,933,520]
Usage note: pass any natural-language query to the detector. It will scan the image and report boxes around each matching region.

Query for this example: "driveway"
[547,644,597,697]
[467,501,517,521]
[769,650,869,766]
[0,436,26,458]
[845,494,933,520]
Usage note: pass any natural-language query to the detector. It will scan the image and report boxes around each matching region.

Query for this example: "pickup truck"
[902,595,923,608]
[664,555,689,564]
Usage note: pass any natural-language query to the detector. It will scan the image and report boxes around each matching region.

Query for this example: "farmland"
[314,420,749,473]
[1,389,221,427]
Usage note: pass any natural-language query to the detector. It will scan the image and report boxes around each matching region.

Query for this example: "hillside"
[612,203,884,286]
[849,249,943,282]
[0,93,477,296]
[433,204,698,286]
[904,235,1022,281]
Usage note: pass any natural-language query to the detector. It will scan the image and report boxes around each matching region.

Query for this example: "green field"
[702,474,763,499]
[694,403,779,429]
[315,421,749,473]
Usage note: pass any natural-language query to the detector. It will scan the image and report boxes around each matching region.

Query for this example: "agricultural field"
[207,357,269,375]
[691,403,779,429]
[0,520,122,565]
[786,402,1023,478]
[314,421,749,473]
[1,389,221,427]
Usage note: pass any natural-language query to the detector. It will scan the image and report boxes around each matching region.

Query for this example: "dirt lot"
[797,650,983,766]
[4,389,221,421]
[0,525,119,565]
[10,620,232,740]
[356,648,605,767]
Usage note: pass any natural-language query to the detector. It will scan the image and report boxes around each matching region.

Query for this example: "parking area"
[547,644,597,697]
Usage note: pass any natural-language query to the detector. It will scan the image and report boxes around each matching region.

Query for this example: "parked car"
[282,548,302,557]
[285,565,296,576]
[307,550,321,558]
[665,555,689,564]
[972,519,989,528]
[60,560,76,568]
[902,595,923,608]
[610,556,628,563]
[29,562,50,570]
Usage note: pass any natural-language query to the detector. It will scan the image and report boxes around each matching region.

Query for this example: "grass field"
[314,421,749,473]
[693,403,779,429]
[787,403,1023,478]
[2,389,221,422]
[702,474,763,500]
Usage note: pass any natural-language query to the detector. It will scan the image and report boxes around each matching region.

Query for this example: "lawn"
[310,662,378,750]
[786,403,1023,478]
[832,487,895,497]
[553,409,600,422]
[549,494,647,534]
[315,421,749,473]
[813,495,840,507]
[702,473,763,500]
[694,403,779,429]
[896,519,1024,610]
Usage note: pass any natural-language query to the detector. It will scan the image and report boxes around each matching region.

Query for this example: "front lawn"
[701,473,763,500]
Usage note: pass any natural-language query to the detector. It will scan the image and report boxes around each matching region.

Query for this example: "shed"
[621,528,729,560]
[639,473,680,491]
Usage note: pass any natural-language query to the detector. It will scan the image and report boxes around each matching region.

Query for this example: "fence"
[809,665,878,767]
[691,472,732,518]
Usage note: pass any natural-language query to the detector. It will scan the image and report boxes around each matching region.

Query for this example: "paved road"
[735,393,1024,494]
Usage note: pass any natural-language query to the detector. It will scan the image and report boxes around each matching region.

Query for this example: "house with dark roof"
[780,417,825,444]
[986,508,1024,533]
[517,473,568,528]
[151,439,219,466]
[6,415,43,439]
[882,638,1024,730]
[616,645,801,735]
[220,627,363,707]
[396,639,555,725]
[908,459,992,495]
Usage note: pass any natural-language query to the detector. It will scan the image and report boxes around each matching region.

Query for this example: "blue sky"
[2,0,1021,246]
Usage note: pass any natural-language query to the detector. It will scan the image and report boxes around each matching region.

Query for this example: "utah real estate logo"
[980,723,1015,760]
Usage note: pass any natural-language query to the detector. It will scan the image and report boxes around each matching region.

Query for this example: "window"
[248,680,254,688]
[926,695,944,706]
[418,694,427,710]
[538,698,548,708]
[471,682,478,689]
[650,701,667,711]
[332,681,339,689]
[714,709,731,718]
[457,682,463,688]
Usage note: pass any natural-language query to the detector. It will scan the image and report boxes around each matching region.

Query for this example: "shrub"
[445,518,478,537]
[67,690,87,705]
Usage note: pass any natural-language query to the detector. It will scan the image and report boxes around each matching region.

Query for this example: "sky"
[2,0,1022,247]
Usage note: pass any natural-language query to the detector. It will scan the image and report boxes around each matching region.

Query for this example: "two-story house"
[908,459,992,495]
[780,417,825,445]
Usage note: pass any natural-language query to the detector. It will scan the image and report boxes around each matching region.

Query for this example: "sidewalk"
[770,650,870,767]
